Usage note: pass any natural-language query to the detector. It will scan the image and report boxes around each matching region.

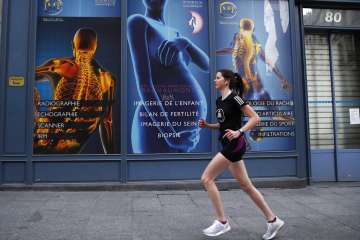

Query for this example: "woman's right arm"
[207,123,220,129]
[198,119,219,129]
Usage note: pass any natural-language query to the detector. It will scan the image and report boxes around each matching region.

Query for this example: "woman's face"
[143,0,166,10]
[214,72,229,90]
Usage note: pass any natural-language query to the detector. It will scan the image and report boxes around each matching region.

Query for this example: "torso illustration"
[128,9,209,153]
[34,28,115,154]
[144,18,207,131]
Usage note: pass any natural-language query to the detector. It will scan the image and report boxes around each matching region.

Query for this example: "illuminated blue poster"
[33,0,121,154]
[215,0,296,151]
[127,0,211,154]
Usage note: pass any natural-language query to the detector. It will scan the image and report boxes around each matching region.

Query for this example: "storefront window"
[127,0,211,154]
[33,0,121,155]
[215,0,296,151]
[0,0,3,46]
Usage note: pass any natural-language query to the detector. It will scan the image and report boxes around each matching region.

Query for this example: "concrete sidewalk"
[0,183,359,240]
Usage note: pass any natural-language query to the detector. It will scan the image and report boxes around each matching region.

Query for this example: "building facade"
[0,0,359,185]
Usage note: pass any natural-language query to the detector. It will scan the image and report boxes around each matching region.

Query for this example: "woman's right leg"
[228,161,285,240]
[201,152,231,221]
[228,160,276,221]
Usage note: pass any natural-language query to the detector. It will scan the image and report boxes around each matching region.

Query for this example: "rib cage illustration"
[54,53,104,133]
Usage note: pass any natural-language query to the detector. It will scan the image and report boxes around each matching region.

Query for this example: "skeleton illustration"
[216,18,289,100]
[34,28,115,154]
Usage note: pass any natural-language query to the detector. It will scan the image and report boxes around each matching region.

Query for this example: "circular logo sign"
[219,2,237,19]
[43,0,63,16]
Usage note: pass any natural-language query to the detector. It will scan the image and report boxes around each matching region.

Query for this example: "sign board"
[303,8,360,28]
[8,76,25,87]
[349,108,360,125]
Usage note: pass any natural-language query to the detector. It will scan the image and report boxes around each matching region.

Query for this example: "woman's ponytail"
[231,73,244,97]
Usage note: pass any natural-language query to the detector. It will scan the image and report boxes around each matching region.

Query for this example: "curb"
[0,177,307,191]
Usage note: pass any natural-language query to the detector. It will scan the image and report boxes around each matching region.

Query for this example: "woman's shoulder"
[231,92,247,105]
[230,91,245,98]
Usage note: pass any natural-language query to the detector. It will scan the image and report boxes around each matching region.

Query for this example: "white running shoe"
[262,217,284,240]
[202,220,231,237]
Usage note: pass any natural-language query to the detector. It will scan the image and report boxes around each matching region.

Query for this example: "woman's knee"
[201,175,214,188]
[239,180,254,193]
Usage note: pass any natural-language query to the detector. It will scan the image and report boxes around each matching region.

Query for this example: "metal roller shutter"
[331,33,360,149]
[305,34,335,150]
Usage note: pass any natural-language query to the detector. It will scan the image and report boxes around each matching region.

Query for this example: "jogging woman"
[198,69,284,240]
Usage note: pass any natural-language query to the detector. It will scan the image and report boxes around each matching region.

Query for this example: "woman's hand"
[198,119,207,128]
[223,129,241,141]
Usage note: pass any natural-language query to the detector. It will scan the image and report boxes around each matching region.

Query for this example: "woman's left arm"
[223,104,260,140]
[239,104,261,132]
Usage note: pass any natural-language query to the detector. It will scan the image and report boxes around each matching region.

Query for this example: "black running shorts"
[220,136,246,162]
